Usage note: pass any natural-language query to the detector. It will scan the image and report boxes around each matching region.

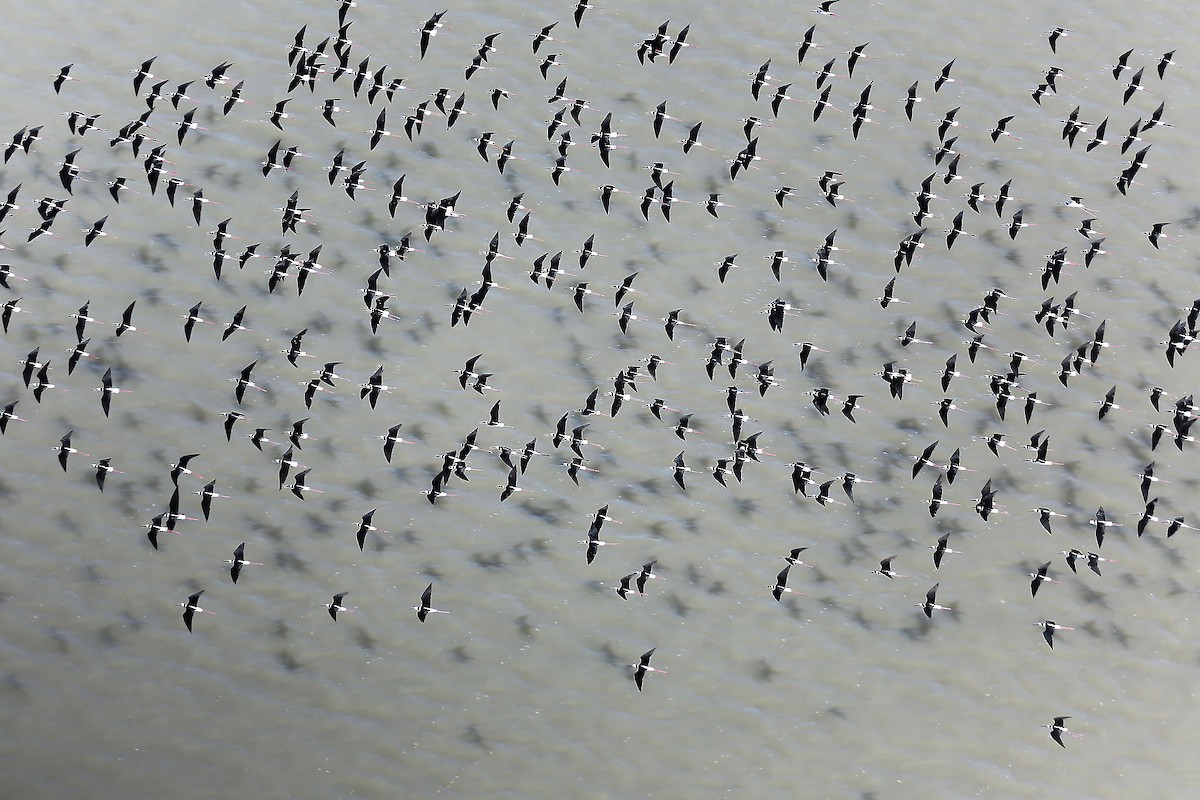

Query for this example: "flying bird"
[415,583,449,622]
[632,648,666,691]
[180,590,213,632]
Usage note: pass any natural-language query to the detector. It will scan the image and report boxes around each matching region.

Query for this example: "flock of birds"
[1,0,1194,755]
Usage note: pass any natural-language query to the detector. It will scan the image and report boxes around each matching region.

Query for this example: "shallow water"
[1,1,1199,798]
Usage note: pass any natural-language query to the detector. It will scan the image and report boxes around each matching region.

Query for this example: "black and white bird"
[414,583,449,622]
[179,590,213,632]
[632,648,666,691]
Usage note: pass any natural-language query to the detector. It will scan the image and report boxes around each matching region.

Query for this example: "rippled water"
[1,1,1199,798]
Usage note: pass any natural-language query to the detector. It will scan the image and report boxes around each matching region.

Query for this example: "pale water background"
[0,1,1199,798]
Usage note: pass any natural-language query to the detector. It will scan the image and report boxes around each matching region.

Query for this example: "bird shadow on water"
[471,551,508,571]
[1070,582,1110,610]
[752,657,778,683]
[515,499,563,525]
[273,549,308,574]
[822,706,849,721]
[898,614,938,642]
[664,592,690,618]
[513,537,554,563]
[847,606,875,632]
[1163,575,1190,597]
[809,567,836,587]
[416,564,444,583]
[782,598,805,621]
[43,626,70,654]
[0,479,16,502]
[1104,622,1133,650]
[1146,536,1187,569]
[1117,571,1141,590]
[302,510,333,537]
[54,510,81,537]
[463,724,489,751]
[246,516,286,543]
[1,672,29,700]
[97,625,121,648]
[352,626,375,651]
[633,477,666,497]
[81,563,104,584]
[514,615,537,640]
[732,497,758,517]
[595,641,624,670]
[277,649,304,672]
[837,537,872,566]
